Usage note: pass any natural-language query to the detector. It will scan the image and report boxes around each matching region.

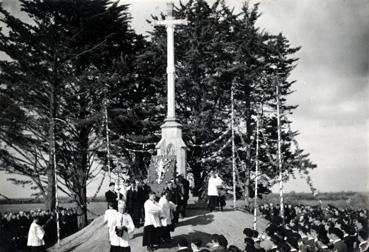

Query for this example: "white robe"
[144,199,162,228]
[208,175,223,196]
[159,196,176,227]
[104,208,118,229]
[109,212,135,247]
[27,222,45,247]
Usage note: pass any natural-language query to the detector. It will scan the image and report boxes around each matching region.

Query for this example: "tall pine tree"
[0,0,144,228]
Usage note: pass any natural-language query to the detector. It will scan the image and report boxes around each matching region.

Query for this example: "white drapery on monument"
[153,2,187,176]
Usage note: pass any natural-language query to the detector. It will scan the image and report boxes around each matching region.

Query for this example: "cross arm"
[153,19,188,27]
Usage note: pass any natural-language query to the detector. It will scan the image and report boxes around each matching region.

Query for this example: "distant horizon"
[1,190,368,201]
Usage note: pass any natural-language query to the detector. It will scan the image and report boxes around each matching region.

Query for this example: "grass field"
[257,191,369,209]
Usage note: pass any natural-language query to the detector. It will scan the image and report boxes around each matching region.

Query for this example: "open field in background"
[256,192,369,209]
[0,192,367,220]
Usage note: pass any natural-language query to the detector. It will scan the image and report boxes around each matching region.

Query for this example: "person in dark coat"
[165,180,181,226]
[177,238,192,252]
[105,182,119,210]
[244,237,257,252]
[126,180,144,227]
[177,175,190,217]
[210,234,227,252]
[328,228,348,252]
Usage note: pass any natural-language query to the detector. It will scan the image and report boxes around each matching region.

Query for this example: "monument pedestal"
[156,118,187,176]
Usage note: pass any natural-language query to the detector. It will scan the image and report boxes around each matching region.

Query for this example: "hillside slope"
[49,208,269,252]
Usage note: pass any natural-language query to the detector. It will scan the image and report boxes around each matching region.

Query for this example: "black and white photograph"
[0,0,368,251]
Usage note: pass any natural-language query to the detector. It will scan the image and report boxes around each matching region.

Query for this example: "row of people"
[104,190,178,252]
[0,208,77,251]
[105,175,190,227]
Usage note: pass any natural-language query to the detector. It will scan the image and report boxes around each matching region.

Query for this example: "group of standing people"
[0,208,77,251]
[104,175,190,252]
[207,169,227,212]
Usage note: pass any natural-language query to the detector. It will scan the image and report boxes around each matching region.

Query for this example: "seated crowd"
[256,203,369,252]
[170,203,368,252]
[0,207,77,250]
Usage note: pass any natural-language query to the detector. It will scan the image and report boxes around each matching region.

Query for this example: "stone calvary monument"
[147,2,188,193]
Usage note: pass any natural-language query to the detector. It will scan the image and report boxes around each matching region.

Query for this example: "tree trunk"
[75,185,88,230]
[75,125,90,229]
[192,163,202,197]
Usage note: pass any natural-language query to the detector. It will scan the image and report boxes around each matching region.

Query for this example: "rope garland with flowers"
[188,128,231,148]
[108,129,157,147]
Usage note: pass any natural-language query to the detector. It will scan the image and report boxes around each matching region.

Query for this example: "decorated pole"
[104,97,111,183]
[253,113,260,230]
[51,117,60,247]
[276,77,284,220]
[231,84,236,209]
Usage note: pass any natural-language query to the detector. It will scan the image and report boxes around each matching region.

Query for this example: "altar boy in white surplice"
[143,191,162,251]
[109,202,135,252]
[159,190,177,243]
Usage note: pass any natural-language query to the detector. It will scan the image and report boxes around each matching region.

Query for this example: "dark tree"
[0,0,144,228]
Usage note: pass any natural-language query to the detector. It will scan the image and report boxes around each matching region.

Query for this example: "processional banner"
[147,155,176,195]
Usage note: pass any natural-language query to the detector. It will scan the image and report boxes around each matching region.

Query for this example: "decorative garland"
[188,128,231,148]
[109,129,156,147]
[200,138,232,163]
[121,146,156,154]
[110,141,156,154]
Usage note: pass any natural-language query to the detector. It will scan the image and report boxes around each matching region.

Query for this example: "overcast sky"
[0,0,368,198]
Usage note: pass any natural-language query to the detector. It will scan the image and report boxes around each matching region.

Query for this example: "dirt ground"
[48,207,269,252]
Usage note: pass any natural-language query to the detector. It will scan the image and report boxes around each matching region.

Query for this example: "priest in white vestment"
[207,169,223,212]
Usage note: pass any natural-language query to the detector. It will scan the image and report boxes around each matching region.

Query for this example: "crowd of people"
[104,174,191,252]
[255,203,369,252]
[0,207,77,251]
[164,204,369,252]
